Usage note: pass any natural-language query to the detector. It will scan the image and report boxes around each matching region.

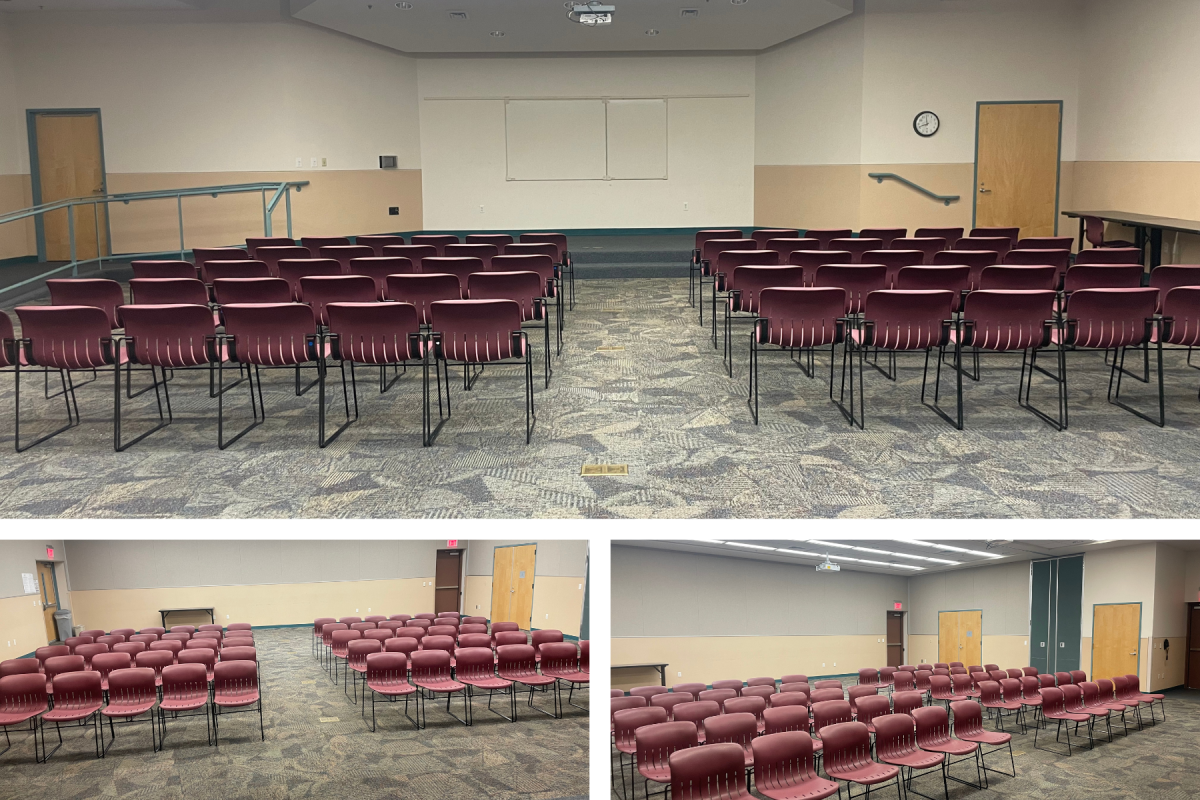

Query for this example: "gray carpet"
[3,278,1200,517]
[0,627,588,800]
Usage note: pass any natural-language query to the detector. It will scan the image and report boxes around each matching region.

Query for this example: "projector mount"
[568,2,615,26]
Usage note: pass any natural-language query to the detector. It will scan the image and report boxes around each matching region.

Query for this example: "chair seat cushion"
[757,775,840,800]
[511,674,556,687]
[960,730,1011,745]
[415,678,465,693]
[882,750,943,770]
[160,697,207,712]
[215,692,259,708]
[1045,711,1090,722]
[545,669,589,683]
[368,682,416,697]
[638,764,671,784]
[463,676,512,690]
[103,702,154,718]
[984,700,1020,711]
[829,762,898,785]
[43,704,102,723]
[0,710,43,726]
[923,740,977,756]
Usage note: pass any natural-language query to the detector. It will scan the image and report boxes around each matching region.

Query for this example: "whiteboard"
[607,99,667,180]
[506,100,607,181]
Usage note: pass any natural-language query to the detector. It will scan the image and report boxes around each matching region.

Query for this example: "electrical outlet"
[677,671,682,677]
[683,202,689,211]
[311,157,319,167]
[545,614,549,619]
[389,207,399,215]
[368,608,371,612]
[475,604,479,609]
[295,157,302,168]
[356,608,359,613]
[479,205,485,214]
[578,584,582,590]
[321,157,327,167]
[226,615,230,620]
[822,663,825,667]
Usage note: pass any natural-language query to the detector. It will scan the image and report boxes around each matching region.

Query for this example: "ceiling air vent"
[449,11,468,20]
[681,9,699,18]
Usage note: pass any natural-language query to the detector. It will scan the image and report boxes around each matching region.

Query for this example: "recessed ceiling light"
[900,540,1003,559]
[449,11,468,20]
[645,29,659,36]
[395,1,411,7]
[731,0,748,5]
[490,30,505,37]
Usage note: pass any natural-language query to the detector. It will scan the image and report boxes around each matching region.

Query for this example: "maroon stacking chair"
[529,630,564,658]
[953,702,1016,783]
[811,680,843,694]
[811,699,853,743]
[945,667,963,676]
[891,671,915,694]
[519,233,573,307]
[79,628,106,639]
[490,621,519,634]
[913,227,962,248]
[821,721,902,798]
[505,242,560,264]
[1004,669,1023,681]
[158,663,211,748]
[1063,264,1144,294]
[115,304,223,451]
[101,667,158,754]
[425,625,455,639]
[459,624,488,636]
[383,638,419,658]
[1017,236,1073,251]
[192,247,249,279]
[860,228,907,248]
[846,684,878,716]
[829,238,884,263]
[691,229,745,306]
[892,691,924,718]
[712,249,781,345]
[611,696,649,737]
[802,229,852,249]
[0,673,49,762]
[789,250,852,286]
[497,644,557,719]
[493,253,563,348]
[364,652,417,731]
[672,701,720,744]
[726,695,768,734]
[929,675,966,708]
[1094,678,1132,736]
[64,636,95,653]
[636,721,698,800]
[1035,686,1090,755]
[861,250,923,288]
[761,237,819,266]
[465,233,513,248]
[1061,288,1161,425]
[628,686,669,701]
[978,265,1058,290]
[911,704,983,790]
[329,630,361,687]
[1083,216,1136,249]
[73,644,109,670]
[345,639,383,704]
[1062,685,1097,746]
[671,682,705,697]
[670,742,752,800]
[410,234,459,255]
[455,646,514,724]
[711,679,744,696]
[722,265,806,369]
[212,660,263,746]
[698,688,737,709]
[112,642,146,658]
[1150,266,1200,310]
[698,238,757,324]
[742,685,776,702]
[36,646,71,670]
[45,277,127,329]
[1124,673,1165,723]
[461,615,486,625]
[1161,286,1200,403]
[407,618,433,630]
[1075,246,1143,265]
[277,258,342,301]
[703,712,756,777]
[540,642,588,711]
[959,290,1061,428]
[42,670,104,761]
[90,652,131,693]
[428,299,535,444]
[300,275,377,327]
[43,656,84,696]
[110,629,137,640]
[751,229,800,248]
[213,277,292,306]
[386,273,461,327]
[12,306,118,452]
[854,695,892,734]
[95,635,126,648]
[468,270,553,388]
[422,257,484,298]
[846,290,959,429]
[961,673,984,699]
[978,680,1020,733]
[1017,676,1043,729]
[762,704,812,738]
[355,235,406,255]
[1077,681,1116,742]
[874,712,945,799]
[136,651,174,686]
[771,692,808,709]
[409,650,468,727]
[255,246,311,277]
[200,259,271,285]
[650,692,694,720]
[890,238,947,264]
[896,266,970,311]
[1112,676,1146,729]
[878,667,897,691]
[1037,674,1056,690]
[969,226,1019,244]
[299,236,350,255]
[930,250,999,290]
[955,237,1011,260]
[245,236,296,256]
[219,303,325,448]
[178,650,216,682]
[1005,249,1071,273]
[445,243,499,271]
[318,245,374,273]
[198,624,225,634]
[812,265,886,316]
[131,260,196,279]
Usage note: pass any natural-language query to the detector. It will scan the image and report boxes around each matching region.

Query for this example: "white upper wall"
[1081,542,1157,636]
[1077,0,1200,161]
[5,14,421,174]
[0,17,21,176]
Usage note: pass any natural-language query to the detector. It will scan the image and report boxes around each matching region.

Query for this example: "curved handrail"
[868,173,960,206]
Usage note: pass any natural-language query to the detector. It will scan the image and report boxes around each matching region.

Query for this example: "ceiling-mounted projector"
[568,2,615,26]
[816,557,840,573]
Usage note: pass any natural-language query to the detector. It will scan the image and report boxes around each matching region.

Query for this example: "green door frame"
[971,99,1064,235]
[1091,601,1142,680]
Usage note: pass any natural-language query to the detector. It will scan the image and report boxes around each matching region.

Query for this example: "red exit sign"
[46,546,54,559]
[894,602,903,610]
[447,540,459,548]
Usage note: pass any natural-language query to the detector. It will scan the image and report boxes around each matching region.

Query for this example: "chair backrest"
[756,287,847,348]
[913,227,962,247]
[988,670,1007,683]
[813,265,888,314]
[861,290,953,350]
[789,250,852,285]
[698,688,737,707]
[802,229,853,249]
[431,299,524,363]
[162,662,209,701]
[319,245,375,273]
[422,257,485,296]
[610,695,649,722]
[1075,246,1142,265]
[445,243,499,269]
[762,238,820,264]
[892,690,923,717]
[112,642,147,657]
[854,694,892,727]
[811,699,852,734]
[185,639,218,651]
[128,278,209,307]
[459,624,488,636]
[366,651,410,686]
[383,244,438,266]
[819,720,874,778]
[466,233,514,248]
[16,305,115,371]
[956,237,1012,258]
[846,684,878,712]
[355,235,407,255]
[1065,288,1158,349]
[694,229,744,249]
[725,695,767,723]
[970,226,1019,242]
[741,685,775,701]
[809,688,844,705]
[36,645,71,666]
[121,304,218,368]
[751,229,800,248]
[135,650,173,677]
[1163,286,1200,345]
[929,675,953,697]
[1061,683,1085,712]
[700,238,757,265]
[44,654,85,683]
[892,671,915,692]
[386,273,462,325]
[716,250,780,281]
[829,238,884,262]
[383,638,419,656]
[489,254,555,293]
[859,228,907,247]
[977,680,1002,705]
[727,266,806,314]
[1017,236,1074,250]
[762,704,809,735]
[704,711,757,748]
[348,257,417,299]
[491,621,519,633]
[300,275,381,325]
[493,631,526,647]
[255,246,312,276]
[131,260,196,279]
[410,234,459,255]
[872,713,921,763]
[999,677,1022,701]
[466,271,545,321]
[213,659,259,699]
[1038,674,1056,689]
[1064,264,1145,293]
[978,265,1059,291]
[672,682,707,697]
[502,243,559,265]
[650,692,695,719]
[910,704,956,747]
[769,692,807,709]
[278,259,343,300]
[222,303,317,366]
[519,233,568,260]
[1005,248,1071,269]
[107,666,157,709]
[671,700,721,730]
[300,236,351,254]
[896,266,970,310]
[630,685,671,700]
[962,290,1056,352]
[891,238,947,263]
[670,742,748,800]
[711,679,743,694]
[212,277,293,305]
[200,259,271,284]
[348,639,382,669]
[422,634,455,654]
[340,616,363,625]
[220,646,258,662]
[930,250,999,288]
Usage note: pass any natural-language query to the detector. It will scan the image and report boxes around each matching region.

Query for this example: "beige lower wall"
[1072,161,1200,263]
[0,173,35,260]
[103,169,423,256]
[907,634,1029,670]
[1150,637,1185,692]
[611,635,888,691]
[459,574,583,638]
[463,574,492,620]
[1,593,51,660]
[68,577,434,633]
[1080,636,1159,690]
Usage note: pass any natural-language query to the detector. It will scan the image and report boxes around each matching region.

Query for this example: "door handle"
[1129,652,1137,656]
[979,187,991,194]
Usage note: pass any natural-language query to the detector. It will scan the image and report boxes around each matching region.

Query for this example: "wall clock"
[914,111,939,137]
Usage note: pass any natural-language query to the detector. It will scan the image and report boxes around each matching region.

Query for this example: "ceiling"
[291,0,854,55]
[618,539,1200,576]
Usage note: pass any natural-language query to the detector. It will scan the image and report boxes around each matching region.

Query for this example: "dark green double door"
[1030,556,1083,674]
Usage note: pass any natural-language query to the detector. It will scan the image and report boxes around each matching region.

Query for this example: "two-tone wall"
[611,545,908,689]
[0,540,67,660]
[461,540,588,638]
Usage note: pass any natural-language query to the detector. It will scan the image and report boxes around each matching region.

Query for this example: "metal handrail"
[0,180,308,296]
[868,173,960,206]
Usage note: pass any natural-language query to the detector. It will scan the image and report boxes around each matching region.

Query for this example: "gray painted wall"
[612,545,909,638]
[0,540,66,600]
[908,559,1031,635]
[466,540,587,577]
[63,540,440,591]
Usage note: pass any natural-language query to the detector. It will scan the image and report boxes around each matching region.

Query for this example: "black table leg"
[1150,227,1163,269]
[658,667,665,686]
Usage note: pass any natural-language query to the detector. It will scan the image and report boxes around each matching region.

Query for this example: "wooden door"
[511,545,536,631]
[886,611,904,667]
[434,549,462,614]
[490,547,514,624]
[37,562,59,643]
[938,611,960,664]
[960,610,983,666]
[1187,604,1200,690]
[1092,603,1140,681]
[32,111,109,261]
[974,102,1061,238]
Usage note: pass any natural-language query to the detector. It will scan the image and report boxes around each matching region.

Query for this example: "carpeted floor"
[3,277,1200,517]
[0,627,588,800]
[610,682,1200,800]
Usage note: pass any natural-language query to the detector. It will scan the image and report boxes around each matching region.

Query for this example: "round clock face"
[914,111,939,137]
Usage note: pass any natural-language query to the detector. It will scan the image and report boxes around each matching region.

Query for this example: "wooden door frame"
[36,560,61,642]
[1091,601,1141,679]
[938,608,984,663]
[1186,602,1200,689]
[434,548,464,614]
[886,609,906,667]
[972,100,1064,235]
[26,108,112,263]
[493,542,537,629]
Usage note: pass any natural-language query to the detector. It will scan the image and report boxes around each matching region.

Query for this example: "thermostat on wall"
[379,155,398,169]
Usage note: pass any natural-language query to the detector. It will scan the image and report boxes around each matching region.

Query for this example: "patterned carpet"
[0,627,588,800]
[610,682,1200,800]
[4,278,1200,517]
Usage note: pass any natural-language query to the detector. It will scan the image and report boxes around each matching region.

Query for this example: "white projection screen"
[505,98,668,181]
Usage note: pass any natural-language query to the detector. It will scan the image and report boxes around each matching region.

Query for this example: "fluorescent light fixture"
[807,539,852,549]
[901,540,1003,559]
[806,539,959,565]
[854,547,894,555]
[726,542,776,551]
[775,549,823,557]
[892,564,924,570]
[696,540,726,545]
